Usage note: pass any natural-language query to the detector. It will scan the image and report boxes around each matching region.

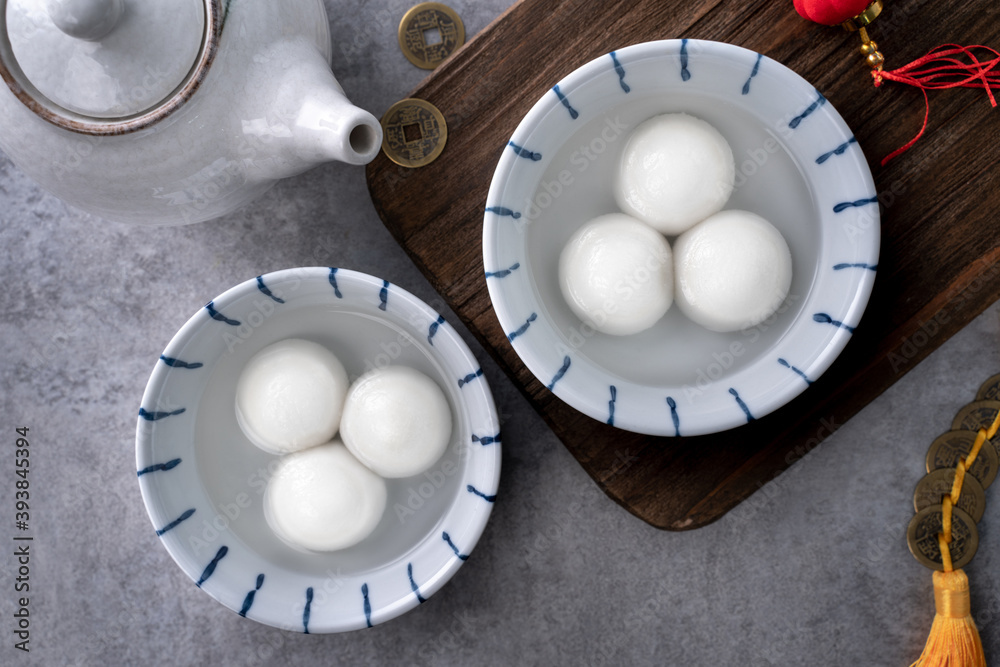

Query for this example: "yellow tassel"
[909,570,986,667]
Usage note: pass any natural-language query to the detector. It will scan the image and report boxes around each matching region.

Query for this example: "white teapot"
[0,0,383,225]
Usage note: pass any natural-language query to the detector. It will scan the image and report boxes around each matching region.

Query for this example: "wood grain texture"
[366,0,1000,529]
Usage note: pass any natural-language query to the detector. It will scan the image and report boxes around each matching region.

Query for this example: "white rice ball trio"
[559,113,793,336]
[236,339,452,552]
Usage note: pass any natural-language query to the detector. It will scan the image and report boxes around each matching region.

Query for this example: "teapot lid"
[0,0,222,135]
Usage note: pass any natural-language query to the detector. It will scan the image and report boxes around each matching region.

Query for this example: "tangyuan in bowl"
[136,268,501,632]
[483,39,879,436]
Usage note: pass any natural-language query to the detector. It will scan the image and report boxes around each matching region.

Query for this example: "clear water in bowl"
[524,93,819,387]
[193,303,468,578]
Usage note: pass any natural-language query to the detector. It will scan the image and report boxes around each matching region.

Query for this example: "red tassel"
[872,44,1000,165]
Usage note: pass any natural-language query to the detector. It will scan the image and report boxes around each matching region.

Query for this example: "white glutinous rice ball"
[265,441,387,552]
[235,339,349,455]
[558,213,673,336]
[340,366,452,478]
[674,210,792,332]
[614,113,735,235]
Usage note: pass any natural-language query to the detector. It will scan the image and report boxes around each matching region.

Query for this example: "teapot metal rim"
[0,0,224,136]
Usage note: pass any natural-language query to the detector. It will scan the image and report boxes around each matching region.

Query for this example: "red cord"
[872,45,1000,165]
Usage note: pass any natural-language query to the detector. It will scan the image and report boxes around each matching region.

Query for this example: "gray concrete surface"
[1,1,999,665]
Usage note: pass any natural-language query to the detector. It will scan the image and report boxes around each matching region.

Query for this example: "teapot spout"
[240,39,382,180]
[290,83,382,166]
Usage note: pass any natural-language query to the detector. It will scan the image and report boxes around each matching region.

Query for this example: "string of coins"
[908,374,1000,571]
[906,374,1000,667]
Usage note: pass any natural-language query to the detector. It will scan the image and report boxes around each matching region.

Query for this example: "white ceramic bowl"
[136,268,501,632]
[483,39,879,436]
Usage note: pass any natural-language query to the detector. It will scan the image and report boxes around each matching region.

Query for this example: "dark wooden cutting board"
[366,0,1000,529]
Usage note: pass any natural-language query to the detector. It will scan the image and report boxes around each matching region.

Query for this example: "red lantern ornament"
[792,0,874,27]
[795,0,1000,165]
